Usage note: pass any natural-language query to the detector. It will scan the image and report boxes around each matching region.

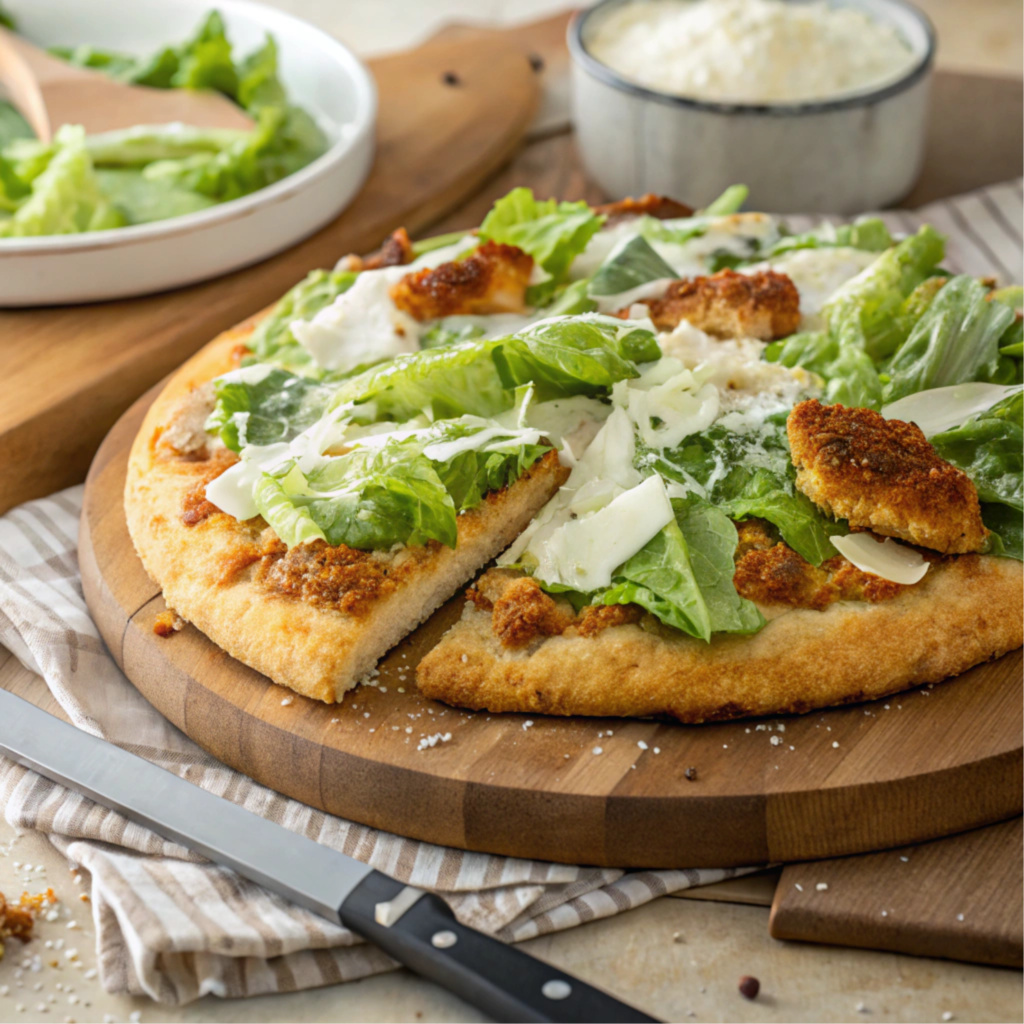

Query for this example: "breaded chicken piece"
[787,400,988,554]
[593,194,694,226]
[635,269,800,340]
[390,241,533,321]
[732,520,910,609]
[337,227,414,272]
[467,569,576,648]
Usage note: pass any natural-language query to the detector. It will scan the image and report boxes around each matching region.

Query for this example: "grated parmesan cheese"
[587,0,918,104]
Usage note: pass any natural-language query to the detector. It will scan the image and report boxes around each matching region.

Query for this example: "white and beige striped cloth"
[0,487,750,1005]
[0,180,1020,1005]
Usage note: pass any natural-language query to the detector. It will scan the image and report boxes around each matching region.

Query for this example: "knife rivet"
[542,980,572,1000]
[431,930,458,949]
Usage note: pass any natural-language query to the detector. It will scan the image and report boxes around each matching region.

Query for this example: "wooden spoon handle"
[0,26,52,142]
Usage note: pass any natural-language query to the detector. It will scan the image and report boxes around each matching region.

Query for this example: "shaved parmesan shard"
[881,383,1023,438]
[205,442,291,521]
[291,269,421,373]
[535,474,674,591]
[831,534,929,585]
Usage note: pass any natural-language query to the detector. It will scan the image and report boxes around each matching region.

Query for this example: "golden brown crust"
[636,269,800,340]
[787,400,988,554]
[125,324,568,703]
[593,194,694,226]
[416,555,1023,722]
[180,448,239,526]
[390,241,533,321]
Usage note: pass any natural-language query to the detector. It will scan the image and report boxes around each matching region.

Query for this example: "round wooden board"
[80,388,1023,869]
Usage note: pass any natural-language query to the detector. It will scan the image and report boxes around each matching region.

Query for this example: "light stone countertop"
[1,2,1022,1022]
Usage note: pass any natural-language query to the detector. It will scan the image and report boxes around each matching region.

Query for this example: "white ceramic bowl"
[570,0,935,214]
[0,0,376,306]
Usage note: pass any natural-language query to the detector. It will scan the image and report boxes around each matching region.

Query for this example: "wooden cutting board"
[0,26,544,516]
[78,391,1023,869]
[770,817,1024,968]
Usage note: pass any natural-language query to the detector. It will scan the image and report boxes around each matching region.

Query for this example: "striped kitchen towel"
[0,486,750,1005]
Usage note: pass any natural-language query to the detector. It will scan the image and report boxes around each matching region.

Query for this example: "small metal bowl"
[569,0,936,213]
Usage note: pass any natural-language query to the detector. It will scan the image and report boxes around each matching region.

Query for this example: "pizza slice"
[416,205,1024,721]
[126,194,666,701]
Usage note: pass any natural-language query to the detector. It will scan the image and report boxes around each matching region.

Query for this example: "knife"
[0,690,657,1023]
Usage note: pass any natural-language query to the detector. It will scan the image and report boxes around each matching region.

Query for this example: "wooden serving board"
[79,389,1023,870]
[0,25,545,516]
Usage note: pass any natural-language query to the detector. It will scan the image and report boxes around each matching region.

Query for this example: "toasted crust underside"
[125,324,566,704]
[416,556,1023,722]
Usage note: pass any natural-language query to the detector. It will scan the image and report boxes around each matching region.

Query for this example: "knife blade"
[0,689,657,1023]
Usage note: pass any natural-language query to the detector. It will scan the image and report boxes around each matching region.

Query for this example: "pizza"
[125,187,1023,720]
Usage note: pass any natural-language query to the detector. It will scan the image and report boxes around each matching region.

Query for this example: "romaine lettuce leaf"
[598,498,764,641]
[702,184,748,216]
[882,275,1015,404]
[588,234,678,297]
[642,419,845,565]
[766,331,882,410]
[170,10,238,95]
[253,420,550,550]
[206,368,335,451]
[823,225,946,361]
[674,498,766,634]
[0,126,124,238]
[332,317,660,422]
[248,268,359,367]
[930,392,1022,511]
[298,444,459,550]
[85,125,250,165]
[599,519,711,638]
[478,187,602,282]
[0,101,32,150]
[981,503,1023,561]
[0,152,29,212]
[95,168,218,224]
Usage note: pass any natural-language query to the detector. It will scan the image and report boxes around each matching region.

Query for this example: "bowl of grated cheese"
[569,0,935,214]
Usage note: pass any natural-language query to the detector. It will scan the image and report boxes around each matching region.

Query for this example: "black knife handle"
[340,871,659,1023]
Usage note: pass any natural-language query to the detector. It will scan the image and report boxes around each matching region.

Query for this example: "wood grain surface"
[770,818,1024,968]
[0,27,543,515]
[79,387,1023,869]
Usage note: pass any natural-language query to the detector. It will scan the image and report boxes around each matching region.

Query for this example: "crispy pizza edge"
[124,320,568,703]
[415,555,1024,722]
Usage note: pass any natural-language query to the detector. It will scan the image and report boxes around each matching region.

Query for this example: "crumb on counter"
[0,889,57,961]
[153,611,185,637]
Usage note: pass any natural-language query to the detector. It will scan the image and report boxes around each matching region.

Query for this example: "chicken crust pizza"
[126,187,1023,719]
